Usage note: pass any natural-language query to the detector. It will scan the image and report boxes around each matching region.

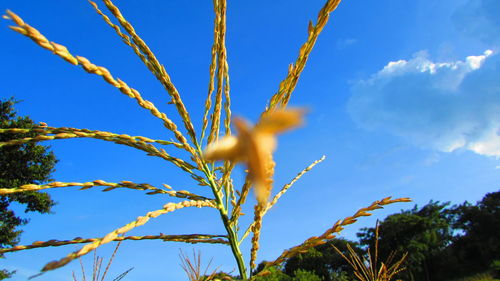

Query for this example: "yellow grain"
[0,234,229,254]
[267,0,343,111]
[5,11,196,158]
[87,1,148,64]
[200,0,220,144]
[100,0,198,147]
[0,180,210,202]
[208,0,230,145]
[240,156,326,243]
[0,127,194,172]
[41,200,216,272]
[257,197,411,274]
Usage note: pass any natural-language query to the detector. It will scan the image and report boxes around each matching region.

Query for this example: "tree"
[251,266,322,281]
[283,238,362,281]
[447,190,500,277]
[357,201,454,281]
[0,98,57,279]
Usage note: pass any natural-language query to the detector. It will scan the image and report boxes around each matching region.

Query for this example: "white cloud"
[348,50,500,157]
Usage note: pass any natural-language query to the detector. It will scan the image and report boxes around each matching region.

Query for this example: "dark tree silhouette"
[284,238,362,281]
[357,201,454,281]
[0,98,57,279]
[447,190,500,277]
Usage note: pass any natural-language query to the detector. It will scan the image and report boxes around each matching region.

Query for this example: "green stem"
[196,145,248,280]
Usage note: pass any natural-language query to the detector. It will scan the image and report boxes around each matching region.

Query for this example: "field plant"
[0,0,411,279]
[71,241,133,281]
[332,222,407,281]
[453,273,500,281]
[179,250,218,281]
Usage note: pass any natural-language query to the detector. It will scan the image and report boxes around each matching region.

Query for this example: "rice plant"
[0,0,411,279]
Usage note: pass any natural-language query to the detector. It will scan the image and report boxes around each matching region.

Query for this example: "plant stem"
[197,145,248,280]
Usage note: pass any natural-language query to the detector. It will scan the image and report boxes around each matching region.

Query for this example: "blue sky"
[1,0,499,280]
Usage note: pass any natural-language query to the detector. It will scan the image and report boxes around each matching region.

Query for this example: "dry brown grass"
[179,250,219,281]
[1,0,412,279]
[71,240,133,281]
[332,222,408,281]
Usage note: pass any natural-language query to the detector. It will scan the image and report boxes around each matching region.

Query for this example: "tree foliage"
[357,201,454,281]
[251,266,322,281]
[355,191,500,281]
[0,98,57,279]
[446,190,500,278]
[221,190,499,281]
[283,238,361,281]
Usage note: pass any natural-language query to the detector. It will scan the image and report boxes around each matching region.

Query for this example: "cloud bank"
[348,50,500,157]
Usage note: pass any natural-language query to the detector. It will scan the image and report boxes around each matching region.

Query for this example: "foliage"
[491,260,500,278]
[330,271,353,281]
[292,269,322,281]
[253,266,292,281]
[451,272,499,281]
[354,191,500,281]
[251,267,321,281]
[215,190,499,281]
[445,190,500,278]
[334,222,407,281]
[0,1,411,279]
[357,201,453,280]
[0,98,57,279]
[284,238,361,281]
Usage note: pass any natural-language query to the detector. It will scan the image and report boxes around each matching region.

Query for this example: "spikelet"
[230,179,252,223]
[88,1,148,65]
[0,127,193,172]
[201,3,220,144]
[257,197,412,273]
[240,156,326,243]
[205,0,230,145]
[0,234,229,254]
[99,0,198,146]
[41,200,216,272]
[267,0,343,110]
[0,180,210,201]
[4,10,197,155]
